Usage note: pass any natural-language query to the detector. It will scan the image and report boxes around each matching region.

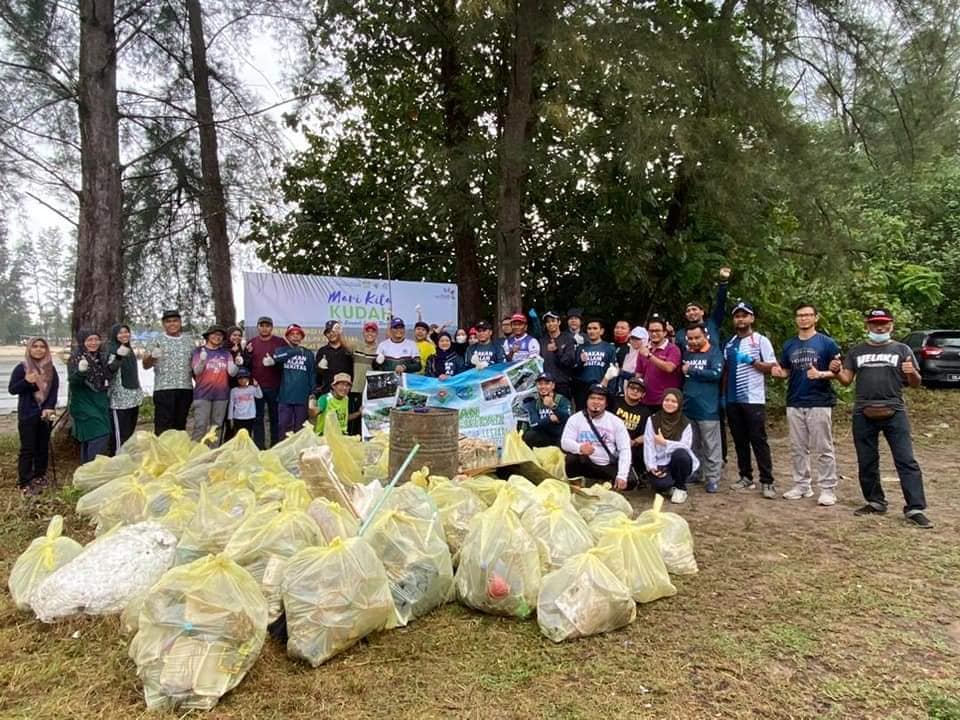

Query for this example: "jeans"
[80,435,110,464]
[852,410,926,515]
[787,407,837,490]
[278,403,309,438]
[254,386,281,449]
[190,399,228,443]
[690,419,722,485]
[726,403,775,484]
[650,448,694,492]
[17,414,52,487]
[154,389,193,434]
[564,453,619,485]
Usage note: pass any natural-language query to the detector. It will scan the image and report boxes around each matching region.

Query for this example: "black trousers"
[719,405,728,463]
[17,414,51,487]
[154,389,193,434]
[109,406,139,455]
[565,453,619,485]
[226,417,256,441]
[523,427,562,448]
[726,402,775,484]
[649,449,694,492]
[348,392,363,436]
[852,410,926,514]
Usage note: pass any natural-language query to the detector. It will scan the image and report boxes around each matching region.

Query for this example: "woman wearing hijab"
[68,329,118,463]
[426,332,466,379]
[107,323,144,453]
[643,388,699,504]
[8,337,60,495]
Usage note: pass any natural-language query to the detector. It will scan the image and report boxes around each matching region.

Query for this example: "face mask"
[613,329,630,343]
[868,331,891,343]
[455,334,467,343]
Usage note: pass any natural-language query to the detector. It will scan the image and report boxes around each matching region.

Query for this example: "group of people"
[7,270,933,530]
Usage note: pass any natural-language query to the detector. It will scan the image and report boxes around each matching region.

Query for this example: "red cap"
[510,313,527,323]
[284,323,305,338]
[468,327,478,336]
[363,321,378,331]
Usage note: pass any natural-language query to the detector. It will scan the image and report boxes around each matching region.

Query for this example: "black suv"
[902,330,960,386]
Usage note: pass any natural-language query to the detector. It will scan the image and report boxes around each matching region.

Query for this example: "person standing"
[561,384,632,489]
[829,308,932,528]
[413,320,436,374]
[564,308,585,346]
[107,323,144,453]
[612,320,632,366]
[274,323,316,436]
[676,266,731,350]
[637,315,683,413]
[643,389,699,504]
[226,369,262,439]
[681,323,724,493]
[573,318,617,409]
[143,309,195,434]
[351,321,380,434]
[8,337,59,495]
[246,316,287,448]
[464,320,505,369]
[771,303,840,506]
[503,313,541,362]
[68,330,117,463]
[316,320,353,395]
[540,311,577,400]
[375,318,422,373]
[190,325,237,443]
[522,372,572,448]
[620,327,649,378]
[724,302,778,498]
[426,332,467,378]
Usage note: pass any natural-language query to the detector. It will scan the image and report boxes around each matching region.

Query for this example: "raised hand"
[902,358,917,376]
[25,370,40,384]
[116,344,131,357]
[719,266,732,281]
[828,355,842,374]
[655,429,667,447]
[318,356,329,370]
[150,346,163,359]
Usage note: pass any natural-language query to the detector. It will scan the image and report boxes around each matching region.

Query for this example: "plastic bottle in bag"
[636,494,698,575]
[594,515,676,604]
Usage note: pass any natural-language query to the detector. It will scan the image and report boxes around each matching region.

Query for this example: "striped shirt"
[724,332,776,404]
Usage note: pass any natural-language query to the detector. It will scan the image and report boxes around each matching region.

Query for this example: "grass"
[1,388,959,718]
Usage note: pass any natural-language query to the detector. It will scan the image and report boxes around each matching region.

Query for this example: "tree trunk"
[187,0,236,326]
[495,0,550,321]
[438,0,484,327]
[75,0,123,336]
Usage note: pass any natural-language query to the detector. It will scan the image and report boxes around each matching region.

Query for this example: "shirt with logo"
[779,332,840,408]
[192,347,234,401]
[576,340,617,383]
[724,332,776,405]
[843,341,917,412]
[612,397,651,439]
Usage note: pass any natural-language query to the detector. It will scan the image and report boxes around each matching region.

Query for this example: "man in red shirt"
[637,314,683,413]
[245,316,288,448]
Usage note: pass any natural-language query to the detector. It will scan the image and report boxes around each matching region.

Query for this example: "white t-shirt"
[560,410,632,479]
[377,338,419,361]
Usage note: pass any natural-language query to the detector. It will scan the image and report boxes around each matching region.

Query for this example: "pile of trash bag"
[520,499,594,572]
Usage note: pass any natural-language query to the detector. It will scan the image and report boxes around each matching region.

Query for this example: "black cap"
[236,367,252,378]
[476,320,492,331]
[865,307,894,323]
[587,383,607,398]
[731,301,755,316]
[202,324,226,339]
[543,311,560,320]
[257,316,273,325]
[625,376,646,388]
[567,308,584,319]
[161,309,181,321]
[536,372,555,382]
[324,320,341,335]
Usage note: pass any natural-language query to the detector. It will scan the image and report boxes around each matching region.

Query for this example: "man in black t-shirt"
[831,307,932,528]
[610,376,651,483]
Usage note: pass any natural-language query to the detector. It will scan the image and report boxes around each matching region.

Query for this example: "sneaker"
[783,485,814,500]
[854,504,887,516]
[762,483,777,499]
[817,489,836,506]
[671,488,688,504]
[19,483,40,497]
[905,512,933,529]
[705,481,719,494]
[731,477,756,491]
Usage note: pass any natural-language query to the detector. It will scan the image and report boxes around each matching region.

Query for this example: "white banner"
[242,271,458,342]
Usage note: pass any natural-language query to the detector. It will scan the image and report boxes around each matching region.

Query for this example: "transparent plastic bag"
[428,479,485,562]
[594,516,676,604]
[8,515,83,611]
[636,495,698,575]
[587,511,630,539]
[176,485,256,566]
[499,475,537,516]
[364,508,453,627]
[455,494,541,618]
[537,550,636,642]
[75,469,155,535]
[282,537,394,667]
[382,482,437,522]
[520,499,595,572]
[324,418,364,486]
[572,483,635,525]
[501,430,537,464]
[456,475,505,506]
[262,423,319,475]
[129,554,267,711]
[72,453,139,492]
[532,478,573,506]
[532,446,567,481]
[307,497,359,543]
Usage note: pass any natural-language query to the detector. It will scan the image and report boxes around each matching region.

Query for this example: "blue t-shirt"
[779,332,840,407]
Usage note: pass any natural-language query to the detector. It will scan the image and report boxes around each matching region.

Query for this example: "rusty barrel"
[388,407,459,484]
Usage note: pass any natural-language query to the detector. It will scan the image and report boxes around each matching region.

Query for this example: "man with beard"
[464,320,506,368]
[561,384,632,489]
[316,320,353,395]
[573,318,618,409]
[610,376,650,483]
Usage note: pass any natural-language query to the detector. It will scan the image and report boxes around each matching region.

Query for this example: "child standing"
[8,337,59,495]
[227,368,262,439]
[309,372,360,435]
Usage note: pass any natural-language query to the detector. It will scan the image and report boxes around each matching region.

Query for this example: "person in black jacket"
[8,337,60,495]
[316,320,353,395]
[426,333,466,378]
[540,310,578,401]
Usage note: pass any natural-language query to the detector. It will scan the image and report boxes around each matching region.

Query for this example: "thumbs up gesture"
[25,370,40,384]
[235,354,244,366]
[806,364,821,380]
[150,346,163,360]
[376,353,386,365]
[116,344,131,357]
[828,355,842,374]
[902,359,917,376]
[604,363,620,381]
[655,429,667,447]
[78,357,89,373]
[199,348,208,363]
[262,354,275,367]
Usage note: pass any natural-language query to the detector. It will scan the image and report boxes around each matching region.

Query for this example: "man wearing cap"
[464,320,506,369]
[273,324,317,436]
[522,372,572,448]
[540,310,577,400]
[316,320,353,395]
[413,320,436,374]
[724,301,779,498]
[770,303,841,505]
[561,383,633,488]
[246,316,287,448]
[681,323,725,492]
[574,318,618,409]
[564,309,585,346]
[143,309,196,434]
[189,325,237,443]
[611,376,651,482]
[375,318,422,374]
[503,312,541,362]
[637,314,683,413]
[351,321,380,434]
[676,266,732,351]
[309,372,360,435]
[829,308,932,528]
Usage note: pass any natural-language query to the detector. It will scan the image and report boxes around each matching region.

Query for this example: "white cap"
[629,326,649,341]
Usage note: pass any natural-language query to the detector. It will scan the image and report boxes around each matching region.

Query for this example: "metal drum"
[388,407,460,484]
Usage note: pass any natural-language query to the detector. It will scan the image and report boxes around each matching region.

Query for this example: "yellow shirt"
[416,339,436,375]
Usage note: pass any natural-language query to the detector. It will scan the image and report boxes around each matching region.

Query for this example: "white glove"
[107,354,116,364]
[478,361,489,370]
[116,344,131,357]
[78,358,89,372]
[262,354,275,367]
[134,347,144,359]
[604,363,620,381]
[199,348,208,363]
[308,396,318,410]
[574,333,584,345]
[471,354,481,367]
[318,356,328,370]
[415,304,423,313]
[376,353,385,365]
[235,354,244,366]
[150,346,162,359]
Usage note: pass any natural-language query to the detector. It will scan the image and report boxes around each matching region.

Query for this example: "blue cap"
[536,372,554,382]
[731,301,755,316]
[390,318,405,329]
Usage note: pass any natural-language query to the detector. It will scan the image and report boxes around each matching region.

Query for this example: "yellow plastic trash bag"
[595,515,676,603]
[307,497,359,543]
[145,483,199,538]
[324,418,364,486]
[499,475,537,515]
[75,469,154,535]
[129,554,267,711]
[501,430,537,464]
[409,465,431,489]
[572,483,635,524]
[363,432,390,481]
[282,537,394,667]
[245,467,299,504]
[537,550,636,642]
[156,429,199,463]
[521,499,595,572]
[456,475,505,506]
[455,493,541,618]
[532,446,567,481]
[262,423,320,475]
[636,495,698,575]
[8,515,83,611]
[176,485,256,566]
[363,508,453,627]
[73,453,139,492]
[383,482,438,522]
[532,477,573,506]
[587,511,629,539]
[427,479,485,562]
[223,496,321,621]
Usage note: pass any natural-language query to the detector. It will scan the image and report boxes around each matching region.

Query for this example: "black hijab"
[109,323,140,390]
[651,388,689,441]
[69,329,110,393]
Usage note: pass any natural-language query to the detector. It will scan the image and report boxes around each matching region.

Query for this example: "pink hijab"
[23,337,55,405]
